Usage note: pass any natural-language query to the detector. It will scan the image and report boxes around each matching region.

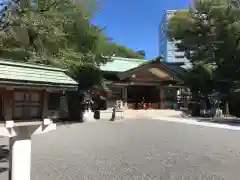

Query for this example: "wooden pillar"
[4,89,13,121]
[42,90,49,119]
[159,87,164,109]
[122,86,128,109]
[0,89,4,121]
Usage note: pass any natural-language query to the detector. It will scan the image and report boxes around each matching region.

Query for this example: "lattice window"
[13,91,42,120]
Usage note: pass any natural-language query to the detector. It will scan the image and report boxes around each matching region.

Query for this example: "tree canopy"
[99,42,145,59]
[0,0,144,90]
[0,0,144,63]
[168,1,240,88]
[167,1,240,114]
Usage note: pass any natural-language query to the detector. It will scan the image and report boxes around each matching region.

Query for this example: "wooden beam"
[159,88,164,109]
[129,81,161,86]
[0,84,69,92]
[109,82,130,86]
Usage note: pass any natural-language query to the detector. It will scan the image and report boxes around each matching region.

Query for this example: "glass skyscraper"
[159,10,188,64]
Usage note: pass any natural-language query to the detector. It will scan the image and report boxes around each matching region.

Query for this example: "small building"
[100,57,187,109]
[0,60,78,180]
[0,60,78,125]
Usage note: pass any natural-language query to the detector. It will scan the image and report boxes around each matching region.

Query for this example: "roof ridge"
[111,56,146,63]
[0,59,66,72]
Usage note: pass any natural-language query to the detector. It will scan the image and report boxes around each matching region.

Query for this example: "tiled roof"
[100,57,146,72]
[0,59,78,89]
[162,62,187,77]
[100,57,186,83]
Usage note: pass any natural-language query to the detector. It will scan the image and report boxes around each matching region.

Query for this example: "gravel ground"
[1,119,240,180]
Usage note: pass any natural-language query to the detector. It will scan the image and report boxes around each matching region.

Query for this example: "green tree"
[136,50,146,58]
[168,1,240,115]
[0,0,111,90]
[186,63,214,98]
[0,0,144,90]
[2,1,106,63]
[98,41,145,59]
[0,0,110,120]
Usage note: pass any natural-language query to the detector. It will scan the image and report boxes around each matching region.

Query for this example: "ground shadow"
[179,110,240,126]
[0,167,7,173]
[0,145,9,161]
[196,117,240,127]
[0,144,9,174]
[54,118,84,127]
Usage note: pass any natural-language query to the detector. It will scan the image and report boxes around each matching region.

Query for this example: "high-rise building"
[159,10,188,64]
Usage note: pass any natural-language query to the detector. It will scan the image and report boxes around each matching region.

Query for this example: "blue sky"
[92,0,191,59]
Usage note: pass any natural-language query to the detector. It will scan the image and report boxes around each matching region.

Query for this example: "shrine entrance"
[127,85,160,109]
[117,60,183,109]
[103,59,185,110]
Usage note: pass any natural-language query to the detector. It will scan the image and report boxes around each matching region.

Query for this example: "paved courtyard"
[1,118,240,179]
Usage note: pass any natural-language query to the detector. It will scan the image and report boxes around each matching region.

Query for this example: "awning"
[0,60,78,90]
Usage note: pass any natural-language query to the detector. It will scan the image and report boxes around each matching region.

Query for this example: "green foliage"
[186,62,214,96]
[167,1,240,94]
[107,43,145,59]
[136,50,146,58]
[98,41,145,59]
[167,1,240,115]
[0,0,109,92]
[0,0,144,90]
[70,64,103,90]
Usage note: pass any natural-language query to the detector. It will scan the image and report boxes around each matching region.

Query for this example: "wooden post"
[4,90,13,121]
[123,87,128,109]
[0,89,4,121]
[159,87,164,109]
[42,91,49,119]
